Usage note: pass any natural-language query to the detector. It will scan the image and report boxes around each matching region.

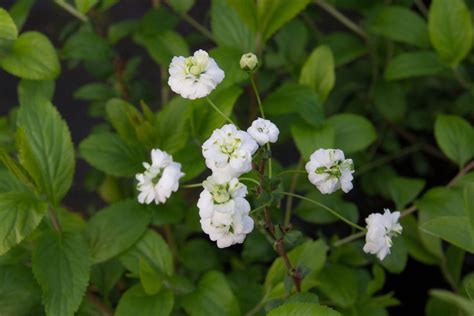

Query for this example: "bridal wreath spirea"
[198,175,254,248]
[168,49,224,100]
[247,118,279,146]
[305,148,354,194]
[363,209,403,260]
[136,149,184,205]
[202,124,258,177]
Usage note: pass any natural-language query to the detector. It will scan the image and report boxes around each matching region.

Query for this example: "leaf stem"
[239,177,260,186]
[48,206,62,232]
[250,75,265,119]
[314,0,368,40]
[54,0,88,22]
[206,97,236,126]
[182,183,202,189]
[277,191,366,231]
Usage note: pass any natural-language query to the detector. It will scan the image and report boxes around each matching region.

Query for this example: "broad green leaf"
[421,216,474,252]
[1,32,60,80]
[426,296,460,316]
[264,83,325,126]
[108,20,139,44]
[209,46,247,87]
[211,0,255,52]
[385,51,444,80]
[464,273,474,300]
[62,30,113,62]
[388,176,425,210]
[18,79,55,107]
[9,0,36,31]
[374,82,406,121]
[227,0,257,32]
[173,144,206,182]
[0,169,29,193]
[368,6,429,48]
[74,83,116,101]
[268,302,341,316]
[430,290,474,314]
[0,8,18,40]
[0,265,42,316]
[75,0,98,13]
[299,45,335,101]
[275,19,308,65]
[434,114,474,167]
[320,32,366,66]
[318,264,358,307]
[156,97,191,153]
[139,257,162,295]
[17,101,74,205]
[379,236,408,273]
[180,239,221,273]
[116,285,174,316]
[120,229,173,276]
[168,0,195,13]
[326,113,377,153]
[32,231,91,316]
[400,216,438,265]
[90,259,124,298]
[105,98,141,143]
[465,183,474,245]
[0,192,46,255]
[257,0,311,42]
[428,0,473,65]
[182,271,240,316]
[291,121,335,160]
[134,30,188,66]
[0,148,35,190]
[84,200,151,263]
[79,132,147,177]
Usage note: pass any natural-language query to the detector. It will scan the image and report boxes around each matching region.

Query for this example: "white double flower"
[363,209,403,260]
[247,117,279,146]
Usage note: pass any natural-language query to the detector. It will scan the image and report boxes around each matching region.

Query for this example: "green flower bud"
[240,53,258,71]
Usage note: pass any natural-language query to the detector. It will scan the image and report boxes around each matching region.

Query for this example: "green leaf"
[326,113,377,153]
[120,229,174,276]
[134,30,189,66]
[116,285,174,316]
[299,45,335,101]
[1,32,60,80]
[374,82,406,121]
[32,231,91,316]
[320,32,366,66]
[9,0,36,31]
[268,302,341,316]
[105,98,141,143]
[318,264,358,307]
[17,101,75,205]
[182,271,240,316]
[156,97,191,153]
[168,0,195,13]
[291,121,335,160]
[421,216,474,252]
[84,200,151,263]
[368,6,429,48]
[428,0,473,65]
[227,0,257,33]
[90,259,124,298]
[385,51,444,80]
[434,114,474,167]
[0,265,42,316]
[0,192,47,255]
[465,183,474,245]
[211,0,255,51]
[400,215,439,265]
[388,176,425,210]
[79,132,147,177]
[75,0,98,13]
[18,79,55,107]
[139,257,162,295]
[62,30,113,62]
[108,19,139,44]
[379,236,408,273]
[257,0,311,42]
[430,290,474,314]
[173,144,206,182]
[180,239,221,273]
[0,8,18,40]
[74,83,116,101]
[264,83,325,126]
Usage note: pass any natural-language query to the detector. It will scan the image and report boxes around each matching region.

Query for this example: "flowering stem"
[278,169,308,177]
[250,75,265,119]
[284,159,304,227]
[277,191,366,231]
[332,231,365,247]
[182,183,202,188]
[239,177,260,186]
[54,0,88,22]
[205,97,236,126]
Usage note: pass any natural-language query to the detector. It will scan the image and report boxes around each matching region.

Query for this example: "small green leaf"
[18,79,55,107]
[428,0,473,65]
[326,113,377,153]
[465,183,474,245]
[182,271,240,316]
[134,30,189,66]
[139,257,162,295]
[75,0,98,13]
[84,200,151,263]
[168,0,195,13]
[388,176,425,210]
[0,192,47,255]
[156,97,191,154]
[105,98,141,143]
[268,302,341,316]
[0,8,18,40]
[116,285,174,316]
[374,82,406,121]
[434,114,474,167]
[385,51,444,80]
[380,236,408,273]
[299,45,335,101]
[430,290,474,314]
[320,32,366,66]
[291,121,335,160]
[318,264,358,307]
[108,19,139,44]
[368,6,429,48]
[421,216,474,253]
[1,32,60,80]
[32,231,91,316]
[74,83,116,101]
[79,132,147,177]
[62,30,113,62]
[17,101,75,205]
[9,0,36,31]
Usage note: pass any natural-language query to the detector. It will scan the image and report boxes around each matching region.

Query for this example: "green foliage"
[0,8,18,40]
[116,285,174,316]
[268,302,341,316]
[299,45,335,101]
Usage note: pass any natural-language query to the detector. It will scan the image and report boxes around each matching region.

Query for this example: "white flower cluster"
[136,149,184,205]
[363,209,402,260]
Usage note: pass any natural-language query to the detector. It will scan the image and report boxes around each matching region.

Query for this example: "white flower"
[363,209,403,260]
[198,175,254,248]
[135,149,184,205]
[305,148,354,194]
[168,49,225,100]
[247,118,279,146]
[202,124,258,177]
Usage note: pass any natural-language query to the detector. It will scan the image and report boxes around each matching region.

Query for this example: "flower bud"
[240,53,258,71]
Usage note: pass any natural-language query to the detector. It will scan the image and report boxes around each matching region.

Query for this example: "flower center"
[185,56,208,77]
[315,165,341,177]
[211,184,231,204]
[149,168,163,185]
[220,138,241,155]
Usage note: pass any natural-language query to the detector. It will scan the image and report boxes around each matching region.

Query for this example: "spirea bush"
[0,0,474,315]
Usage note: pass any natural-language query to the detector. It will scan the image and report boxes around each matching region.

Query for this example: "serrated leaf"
[115,285,174,316]
[32,231,91,316]
[318,264,358,307]
[299,45,335,101]
[84,200,151,263]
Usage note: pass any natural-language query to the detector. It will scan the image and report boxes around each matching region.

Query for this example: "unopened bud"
[240,53,258,71]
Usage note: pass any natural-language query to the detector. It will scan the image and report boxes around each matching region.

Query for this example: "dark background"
[0,1,462,315]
